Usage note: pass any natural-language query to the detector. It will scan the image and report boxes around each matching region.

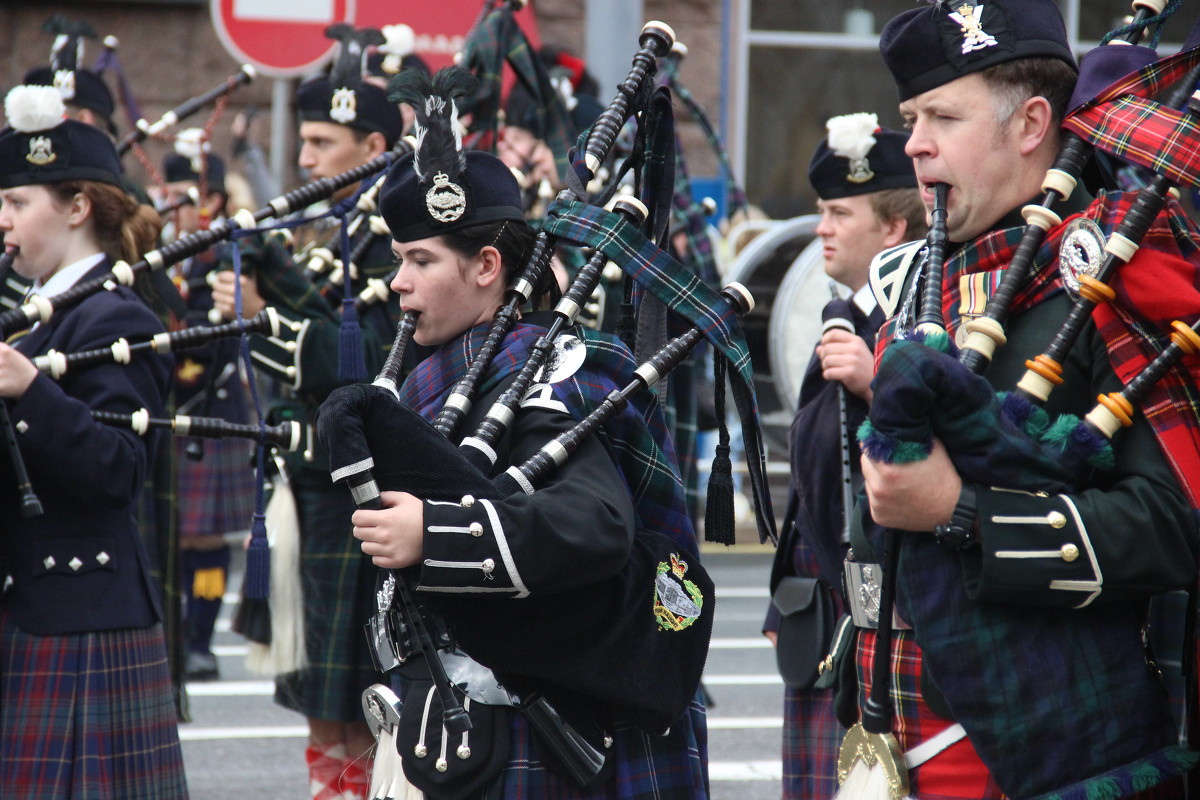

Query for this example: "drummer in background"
[762,113,924,800]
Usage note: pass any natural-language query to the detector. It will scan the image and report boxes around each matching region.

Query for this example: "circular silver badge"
[1058,217,1106,300]
[533,334,586,384]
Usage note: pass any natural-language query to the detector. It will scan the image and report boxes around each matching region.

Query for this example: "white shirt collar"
[852,283,877,316]
[34,253,106,299]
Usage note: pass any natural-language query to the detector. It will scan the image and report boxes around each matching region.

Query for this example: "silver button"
[69,557,83,571]
[413,745,428,758]
[456,744,471,759]
[469,522,483,537]
[481,558,495,575]
[43,556,55,570]
[1048,511,1067,529]
[460,494,475,507]
[96,551,110,565]
[15,420,28,434]
[436,758,448,772]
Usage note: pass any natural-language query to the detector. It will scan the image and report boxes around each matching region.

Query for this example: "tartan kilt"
[782,686,841,799]
[275,468,384,721]
[173,436,256,537]
[0,609,188,800]
[480,692,709,799]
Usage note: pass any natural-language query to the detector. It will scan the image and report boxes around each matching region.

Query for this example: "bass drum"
[725,215,829,456]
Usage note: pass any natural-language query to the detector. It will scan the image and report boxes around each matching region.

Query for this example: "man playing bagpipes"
[210,25,408,800]
[830,1,1200,798]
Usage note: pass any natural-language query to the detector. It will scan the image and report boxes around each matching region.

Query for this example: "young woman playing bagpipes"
[337,67,712,799]
[0,85,186,798]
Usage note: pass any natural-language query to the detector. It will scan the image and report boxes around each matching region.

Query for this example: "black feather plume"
[388,67,479,185]
[325,24,385,91]
[43,14,95,73]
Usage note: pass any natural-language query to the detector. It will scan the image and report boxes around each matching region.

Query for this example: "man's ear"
[880,215,909,249]
[1016,95,1054,157]
[364,131,389,159]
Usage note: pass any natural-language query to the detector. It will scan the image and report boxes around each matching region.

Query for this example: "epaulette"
[869,239,925,319]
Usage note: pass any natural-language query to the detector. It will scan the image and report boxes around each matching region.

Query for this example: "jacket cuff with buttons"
[417,494,529,597]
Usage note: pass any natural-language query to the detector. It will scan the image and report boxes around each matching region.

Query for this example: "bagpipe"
[0,149,408,516]
[314,18,775,796]
[115,65,256,157]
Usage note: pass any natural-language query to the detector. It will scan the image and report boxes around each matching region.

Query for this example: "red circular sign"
[211,0,355,77]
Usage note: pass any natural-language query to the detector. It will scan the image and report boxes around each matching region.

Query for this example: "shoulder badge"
[330,87,358,124]
[870,239,926,319]
[1058,217,1106,301]
[26,136,57,166]
[654,553,704,632]
[426,172,467,223]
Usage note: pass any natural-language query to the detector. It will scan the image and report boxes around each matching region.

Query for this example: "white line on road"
[185,674,784,695]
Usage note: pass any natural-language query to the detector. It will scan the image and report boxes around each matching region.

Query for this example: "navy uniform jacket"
[765,295,883,629]
[0,259,173,635]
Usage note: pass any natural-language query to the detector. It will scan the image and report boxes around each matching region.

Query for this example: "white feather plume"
[826,112,879,162]
[380,24,415,74]
[5,85,66,134]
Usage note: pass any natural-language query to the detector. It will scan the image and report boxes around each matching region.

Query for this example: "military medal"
[1058,217,1106,300]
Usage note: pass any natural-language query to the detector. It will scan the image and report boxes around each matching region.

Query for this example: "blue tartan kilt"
[0,608,188,800]
[174,436,256,537]
[481,693,710,799]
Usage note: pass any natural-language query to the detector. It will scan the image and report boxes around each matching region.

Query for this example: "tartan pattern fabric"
[0,610,188,800]
[399,320,698,555]
[173,436,256,536]
[482,694,709,799]
[854,629,1005,800]
[274,468,384,722]
[781,686,842,800]
[1065,46,1200,190]
[542,199,776,542]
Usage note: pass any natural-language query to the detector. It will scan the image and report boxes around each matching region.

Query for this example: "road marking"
[185,674,783,695]
[708,760,783,780]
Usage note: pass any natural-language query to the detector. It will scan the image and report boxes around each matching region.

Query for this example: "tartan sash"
[542,200,777,542]
[1065,45,1200,190]
[399,321,697,555]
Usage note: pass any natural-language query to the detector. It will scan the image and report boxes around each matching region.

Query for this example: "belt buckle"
[843,560,911,630]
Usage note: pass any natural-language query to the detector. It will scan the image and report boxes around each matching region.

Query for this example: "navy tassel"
[244,444,271,600]
[337,218,367,381]
[705,355,736,545]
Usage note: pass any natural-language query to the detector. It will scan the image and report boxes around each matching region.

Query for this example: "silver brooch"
[53,69,76,101]
[330,87,358,124]
[1058,217,1106,300]
[426,172,467,223]
[533,334,586,384]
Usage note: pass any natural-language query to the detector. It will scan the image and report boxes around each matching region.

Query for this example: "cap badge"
[426,172,467,223]
[653,553,703,632]
[330,87,358,124]
[53,70,76,101]
[26,136,57,167]
[846,157,875,184]
[949,3,998,54]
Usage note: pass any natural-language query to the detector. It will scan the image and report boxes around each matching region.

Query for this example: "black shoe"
[186,650,219,681]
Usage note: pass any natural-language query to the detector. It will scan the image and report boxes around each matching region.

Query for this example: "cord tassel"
[705,354,735,544]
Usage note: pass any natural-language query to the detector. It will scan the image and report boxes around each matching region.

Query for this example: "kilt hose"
[0,607,187,799]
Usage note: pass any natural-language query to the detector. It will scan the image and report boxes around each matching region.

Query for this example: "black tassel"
[705,355,736,545]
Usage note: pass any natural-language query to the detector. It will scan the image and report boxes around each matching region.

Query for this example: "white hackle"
[380,24,416,74]
[826,112,879,162]
[245,474,307,675]
[834,760,917,800]
[174,127,211,172]
[5,85,66,134]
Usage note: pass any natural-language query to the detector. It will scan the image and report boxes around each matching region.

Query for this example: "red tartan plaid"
[1065,46,1200,189]
[855,629,1005,800]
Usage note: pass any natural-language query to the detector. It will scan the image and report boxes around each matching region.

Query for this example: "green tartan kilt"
[274,467,384,721]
